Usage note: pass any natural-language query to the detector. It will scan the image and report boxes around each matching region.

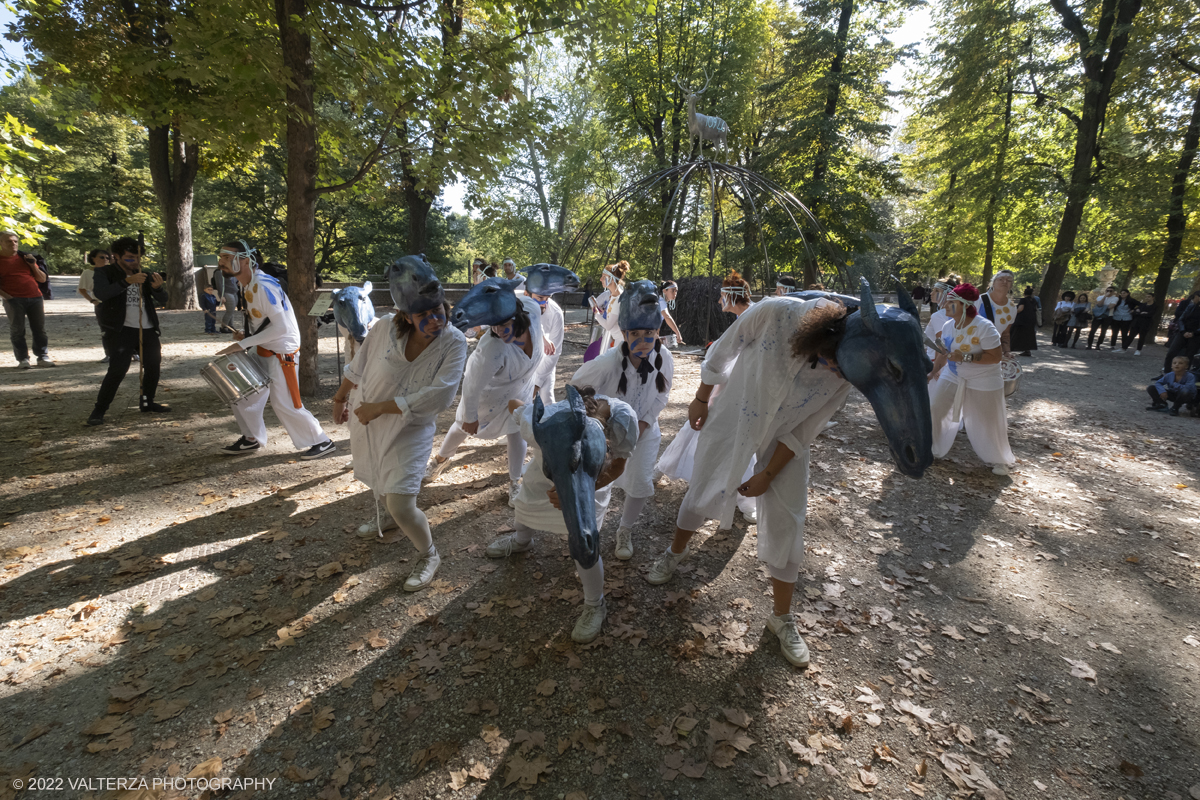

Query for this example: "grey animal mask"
[450,277,524,330]
[618,280,663,331]
[331,282,375,343]
[524,263,580,296]
[386,255,443,315]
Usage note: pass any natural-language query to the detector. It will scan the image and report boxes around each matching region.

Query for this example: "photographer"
[0,229,52,368]
[86,236,171,426]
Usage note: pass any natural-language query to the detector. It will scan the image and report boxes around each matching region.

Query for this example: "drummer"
[215,239,336,459]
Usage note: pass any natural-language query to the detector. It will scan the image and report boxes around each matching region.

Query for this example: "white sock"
[514,522,534,545]
[619,496,648,528]
[575,557,605,606]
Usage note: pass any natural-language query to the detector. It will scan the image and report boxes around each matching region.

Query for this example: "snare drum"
[201,351,270,405]
[1001,359,1022,397]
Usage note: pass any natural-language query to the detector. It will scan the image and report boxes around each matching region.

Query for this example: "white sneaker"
[1134,350,1142,356]
[356,517,399,538]
[36,357,55,368]
[614,527,634,560]
[404,548,440,592]
[572,599,607,643]
[992,464,1010,476]
[1116,348,1125,353]
[18,359,31,369]
[424,455,449,482]
[766,613,810,667]
[739,501,757,523]
[508,481,521,508]
[645,545,690,585]
[486,533,531,558]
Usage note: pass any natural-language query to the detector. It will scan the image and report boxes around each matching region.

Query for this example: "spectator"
[1128,296,1158,356]
[200,286,221,334]
[1052,291,1075,346]
[1087,286,1119,349]
[1110,289,1135,352]
[1066,292,1091,348]
[1011,286,1039,357]
[79,249,114,362]
[210,265,240,333]
[1162,290,1200,373]
[0,229,52,368]
[1147,356,1197,416]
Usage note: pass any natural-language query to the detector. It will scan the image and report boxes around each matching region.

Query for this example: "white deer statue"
[674,69,729,157]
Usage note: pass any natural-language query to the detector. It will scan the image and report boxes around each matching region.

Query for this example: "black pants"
[1111,319,1131,349]
[1162,332,1200,372]
[1088,318,1111,348]
[1148,384,1196,410]
[1129,322,1153,352]
[1067,326,1085,347]
[93,306,113,357]
[93,327,161,415]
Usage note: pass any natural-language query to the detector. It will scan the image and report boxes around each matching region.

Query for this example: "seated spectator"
[1146,356,1197,417]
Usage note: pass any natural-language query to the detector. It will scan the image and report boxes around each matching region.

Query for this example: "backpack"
[258,262,289,293]
[18,252,52,300]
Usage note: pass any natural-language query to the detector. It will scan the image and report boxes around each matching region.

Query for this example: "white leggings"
[383,494,434,555]
[514,522,605,606]
[675,506,800,584]
[438,423,527,482]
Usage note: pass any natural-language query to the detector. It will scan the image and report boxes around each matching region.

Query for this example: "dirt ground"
[1,280,1198,800]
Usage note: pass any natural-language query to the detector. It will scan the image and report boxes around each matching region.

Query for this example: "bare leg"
[670,527,695,554]
[770,578,795,616]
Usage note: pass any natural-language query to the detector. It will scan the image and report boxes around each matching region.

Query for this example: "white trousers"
[929,377,1015,467]
[231,353,327,450]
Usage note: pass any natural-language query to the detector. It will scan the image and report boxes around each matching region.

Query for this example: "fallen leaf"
[1062,657,1097,682]
[1119,760,1143,777]
[502,753,552,788]
[536,679,557,697]
[187,757,222,779]
[941,626,966,641]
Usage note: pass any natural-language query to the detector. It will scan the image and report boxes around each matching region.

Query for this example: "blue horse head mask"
[832,279,934,478]
[386,254,444,315]
[450,277,525,330]
[618,280,663,331]
[331,282,376,343]
[524,264,580,297]
[532,385,608,569]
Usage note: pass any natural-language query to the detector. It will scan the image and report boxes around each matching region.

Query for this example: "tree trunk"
[405,182,434,255]
[146,124,198,310]
[811,0,854,195]
[1038,0,1144,324]
[1151,78,1200,332]
[276,0,320,396]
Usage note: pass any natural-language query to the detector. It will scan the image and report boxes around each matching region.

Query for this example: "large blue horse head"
[533,385,608,569]
[618,280,663,331]
[450,277,524,330]
[524,263,580,297]
[386,254,443,315]
[833,279,934,478]
[331,282,376,343]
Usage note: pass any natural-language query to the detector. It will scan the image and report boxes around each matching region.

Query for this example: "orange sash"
[257,346,302,408]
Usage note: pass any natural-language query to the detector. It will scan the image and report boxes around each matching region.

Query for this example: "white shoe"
[766,613,810,667]
[424,456,449,482]
[508,481,521,508]
[614,527,634,560]
[1134,350,1142,356]
[739,503,757,523]
[572,599,607,643]
[645,545,690,585]
[486,533,531,558]
[992,464,1010,476]
[1116,348,1125,353]
[36,357,55,367]
[403,548,440,592]
[356,517,399,538]
[18,359,31,369]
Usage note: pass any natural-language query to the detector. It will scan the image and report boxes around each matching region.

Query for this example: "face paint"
[625,330,658,359]
[492,319,516,343]
[414,308,445,338]
[528,292,550,311]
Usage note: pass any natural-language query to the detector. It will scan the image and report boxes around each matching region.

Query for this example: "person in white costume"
[427,278,544,506]
[928,283,1015,476]
[644,296,855,667]
[657,271,757,522]
[485,387,639,642]
[589,260,627,352]
[569,280,674,561]
[331,255,467,591]
[975,269,1016,357]
[529,288,564,404]
[500,258,526,290]
[657,281,685,348]
[215,240,335,460]
[923,279,956,363]
[774,276,798,296]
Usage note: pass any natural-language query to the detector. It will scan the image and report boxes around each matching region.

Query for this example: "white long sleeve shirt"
[238,270,300,354]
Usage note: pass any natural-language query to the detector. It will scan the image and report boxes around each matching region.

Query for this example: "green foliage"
[0,109,74,244]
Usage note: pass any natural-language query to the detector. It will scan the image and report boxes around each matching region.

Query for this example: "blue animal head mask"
[386,254,444,315]
[524,263,580,297]
[331,282,376,343]
[532,385,608,569]
[450,277,524,330]
[831,279,934,478]
[618,280,663,331]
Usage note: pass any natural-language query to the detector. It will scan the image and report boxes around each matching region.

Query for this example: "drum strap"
[257,346,303,409]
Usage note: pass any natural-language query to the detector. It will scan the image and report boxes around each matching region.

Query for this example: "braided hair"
[617,339,667,396]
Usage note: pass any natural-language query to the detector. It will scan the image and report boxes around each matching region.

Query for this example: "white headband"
[721,286,748,298]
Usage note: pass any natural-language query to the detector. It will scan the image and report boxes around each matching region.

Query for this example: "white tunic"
[455,294,545,439]
[680,297,851,569]
[976,292,1016,337]
[569,343,674,498]
[593,288,622,351]
[930,316,1014,467]
[924,308,949,362]
[345,317,468,496]
[532,299,565,403]
[513,397,639,535]
[239,270,299,353]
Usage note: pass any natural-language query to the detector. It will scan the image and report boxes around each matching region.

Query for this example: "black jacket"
[93,264,169,336]
[1176,299,1200,334]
